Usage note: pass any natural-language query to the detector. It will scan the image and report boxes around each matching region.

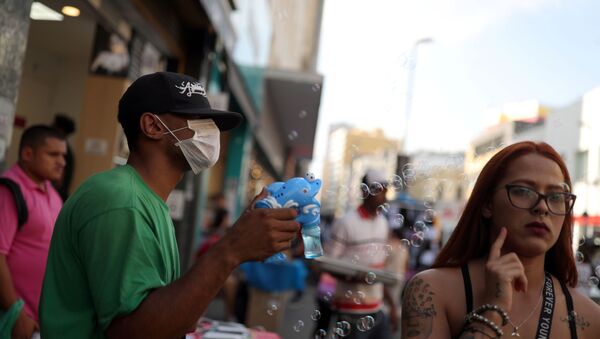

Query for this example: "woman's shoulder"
[402,266,473,338]
[405,266,465,299]
[562,284,600,338]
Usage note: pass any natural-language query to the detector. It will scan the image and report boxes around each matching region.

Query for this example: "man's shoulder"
[65,167,138,215]
[78,166,134,193]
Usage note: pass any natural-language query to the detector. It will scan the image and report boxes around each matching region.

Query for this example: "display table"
[186,319,281,339]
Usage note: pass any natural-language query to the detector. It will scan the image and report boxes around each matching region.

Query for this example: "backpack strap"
[0,177,28,229]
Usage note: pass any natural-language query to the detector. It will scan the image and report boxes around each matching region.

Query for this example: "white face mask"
[154,115,221,174]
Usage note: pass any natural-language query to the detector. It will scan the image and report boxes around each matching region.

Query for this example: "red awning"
[574,215,600,226]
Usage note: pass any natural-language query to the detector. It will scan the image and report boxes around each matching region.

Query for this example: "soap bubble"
[391,213,405,228]
[323,291,332,302]
[311,309,321,321]
[358,183,370,199]
[335,321,352,336]
[423,196,435,208]
[299,110,307,119]
[413,221,427,233]
[365,272,376,284]
[288,130,298,140]
[356,290,366,302]
[312,83,321,92]
[402,163,416,178]
[579,235,586,246]
[377,203,390,214]
[575,251,584,263]
[423,209,436,223]
[315,329,327,338]
[383,244,393,257]
[293,320,304,332]
[367,243,379,257]
[391,175,403,191]
[267,303,278,316]
[345,290,353,299]
[403,175,417,187]
[369,182,384,196]
[351,254,360,264]
[356,316,375,332]
[587,276,599,287]
[400,238,411,248]
[595,265,600,277]
[411,233,425,247]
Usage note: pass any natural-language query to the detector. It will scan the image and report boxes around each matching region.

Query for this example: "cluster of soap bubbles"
[574,236,600,289]
[334,321,352,337]
[366,243,393,258]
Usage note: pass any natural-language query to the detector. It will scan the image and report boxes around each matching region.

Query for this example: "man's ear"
[139,113,164,141]
[20,146,34,162]
[482,201,493,218]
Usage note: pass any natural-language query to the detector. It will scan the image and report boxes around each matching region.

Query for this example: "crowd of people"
[1,71,599,339]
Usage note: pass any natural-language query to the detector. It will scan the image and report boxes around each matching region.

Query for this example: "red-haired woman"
[400,141,600,338]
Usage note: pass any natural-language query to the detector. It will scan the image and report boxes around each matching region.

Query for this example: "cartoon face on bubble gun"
[255,172,323,263]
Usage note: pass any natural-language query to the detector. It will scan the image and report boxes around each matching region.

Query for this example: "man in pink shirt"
[0,125,66,338]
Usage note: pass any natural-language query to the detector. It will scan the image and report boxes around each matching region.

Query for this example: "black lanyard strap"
[558,279,578,339]
[535,272,555,338]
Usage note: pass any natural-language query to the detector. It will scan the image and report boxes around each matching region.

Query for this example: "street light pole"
[402,37,433,153]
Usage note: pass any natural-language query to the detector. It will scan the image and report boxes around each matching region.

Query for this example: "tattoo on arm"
[561,313,590,330]
[495,282,501,298]
[401,278,436,338]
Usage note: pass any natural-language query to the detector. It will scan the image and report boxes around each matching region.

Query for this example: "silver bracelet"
[465,312,503,338]
[473,303,509,326]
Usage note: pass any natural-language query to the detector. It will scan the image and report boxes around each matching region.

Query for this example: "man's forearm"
[0,255,19,309]
[106,240,239,339]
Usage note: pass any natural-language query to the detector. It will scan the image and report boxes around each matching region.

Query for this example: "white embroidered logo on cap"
[175,81,207,97]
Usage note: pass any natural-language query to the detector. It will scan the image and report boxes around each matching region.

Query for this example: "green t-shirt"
[40,165,180,338]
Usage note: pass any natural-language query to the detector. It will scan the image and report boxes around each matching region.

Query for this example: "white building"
[467,88,600,240]
[321,125,399,217]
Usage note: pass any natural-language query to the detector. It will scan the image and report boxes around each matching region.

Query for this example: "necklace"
[508,285,544,337]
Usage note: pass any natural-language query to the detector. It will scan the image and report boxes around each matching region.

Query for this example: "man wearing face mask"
[39,72,300,338]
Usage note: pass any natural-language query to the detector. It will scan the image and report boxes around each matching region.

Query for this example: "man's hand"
[12,310,38,339]
[222,189,300,264]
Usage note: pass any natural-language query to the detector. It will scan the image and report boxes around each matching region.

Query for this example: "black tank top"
[461,264,578,339]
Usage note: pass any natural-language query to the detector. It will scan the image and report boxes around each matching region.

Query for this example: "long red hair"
[432,141,578,287]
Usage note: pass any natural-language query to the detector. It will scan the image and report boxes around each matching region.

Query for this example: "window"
[575,150,588,181]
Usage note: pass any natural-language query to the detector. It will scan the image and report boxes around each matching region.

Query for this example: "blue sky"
[311,0,600,174]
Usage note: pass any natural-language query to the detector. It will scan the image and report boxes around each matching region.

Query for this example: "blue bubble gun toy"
[255,172,323,263]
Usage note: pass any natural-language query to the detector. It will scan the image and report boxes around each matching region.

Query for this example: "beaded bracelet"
[473,303,509,326]
[465,312,504,338]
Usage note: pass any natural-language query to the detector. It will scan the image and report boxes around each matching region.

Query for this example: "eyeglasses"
[505,184,576,216]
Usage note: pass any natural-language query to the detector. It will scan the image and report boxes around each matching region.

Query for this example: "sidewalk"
[204,283,402,338]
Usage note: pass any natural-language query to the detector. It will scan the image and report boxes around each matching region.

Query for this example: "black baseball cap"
[118,72,243,131]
